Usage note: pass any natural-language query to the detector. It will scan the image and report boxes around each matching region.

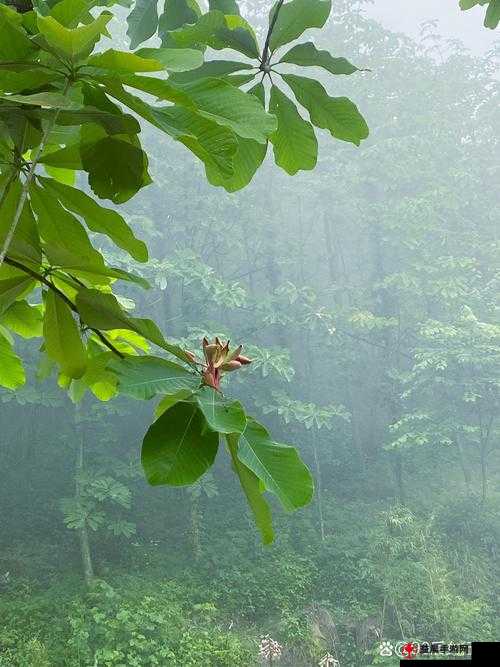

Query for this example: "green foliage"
[142,400,220,486]
[68,579,254,666]
[162,0,368,184]
[0,576,254,666]
[126,0,159,49]
[238,417,314,512]
[1,0,378,542]
[459,0,500,28]
[60,469,136,535]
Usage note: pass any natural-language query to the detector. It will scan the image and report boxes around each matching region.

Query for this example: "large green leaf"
[37,12,112,61]
[174,78,276,143]
[0,68,59,96]
[78,350,118,402]
[1,301,43,339]
[142,401,219,486]
[282,73,369,146]
[269,0,331,53]
[75,288,191,362]
[54,264,149,290]
[194,386,247,434]
[269,84,317,175]
[162,9,222,48]
[0,5,36,61]
[75,287,159,337]
[206,132,265,190]
[87,49,164,72]
[155,106,238,177]
[159,0,202,35]
[135,47,203,71]
[226,433,274,544]
[101,80,238,179]
[108,73,196,107]
[32,107,141,135]
[237,417,314,511]
[119,73,275,144]
[43,164,75,186]
[0,181,41,265]
[485,0,500,28]
[459,0,483,7]
[29,182,106,268]
[44,290,87,379]
[126,0,159,49]
[155,389,194,417]
[279,42,361,75]
[49,0,94,28]
[0,92,77,109]
[110,355,199,400]
[209,0,240,13]
[205,82,266,191]
[39,142,83,170]
[211,14,260,59]
[0,332,25,390]
[166,10,259,58]
[80,134,152,204]
[163,8,259,57]
[169,59,254,84]
[0,276,34,316]
[39,177,148,262]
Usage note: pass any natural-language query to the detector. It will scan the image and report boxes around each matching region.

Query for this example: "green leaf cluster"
[112,356,313,543]
[157,0,369,187]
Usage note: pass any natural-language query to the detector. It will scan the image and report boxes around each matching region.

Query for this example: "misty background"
[0,1,498,666]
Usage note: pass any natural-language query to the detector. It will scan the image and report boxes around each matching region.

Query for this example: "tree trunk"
[304,331,326,542]
[394,451,405,504]
[190,494,202,560]
[322,212,338,287]
[311,427,326,542]
[455,434,472,494]
[74,407,94,586]
[480,444,488,502]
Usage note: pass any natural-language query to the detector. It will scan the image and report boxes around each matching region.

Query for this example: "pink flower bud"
[185,351,196,363]
[202,369,218,390]
[235,355,252,365]
[226,344,243,363]
[203,344,219,364]
[220,360,242,372]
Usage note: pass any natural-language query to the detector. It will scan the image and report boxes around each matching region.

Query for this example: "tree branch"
[3,256,125,359]
[0,77,72,269]
[260,0,285,68]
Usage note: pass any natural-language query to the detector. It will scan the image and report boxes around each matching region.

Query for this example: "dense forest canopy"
[0,0,499,666]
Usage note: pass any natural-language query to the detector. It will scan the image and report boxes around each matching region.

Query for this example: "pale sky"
[364,0,498,53]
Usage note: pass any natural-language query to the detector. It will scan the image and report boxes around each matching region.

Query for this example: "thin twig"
[3,256,124,358]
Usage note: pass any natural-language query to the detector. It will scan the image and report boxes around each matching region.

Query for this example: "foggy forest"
[0,0,498,665]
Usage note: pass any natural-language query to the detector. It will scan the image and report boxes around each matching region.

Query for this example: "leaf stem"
[3,256,124,359]
[0,76,73,269]
[260,0,285,69]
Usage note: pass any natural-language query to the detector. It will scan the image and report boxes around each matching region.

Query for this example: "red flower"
[197,337,252,390]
